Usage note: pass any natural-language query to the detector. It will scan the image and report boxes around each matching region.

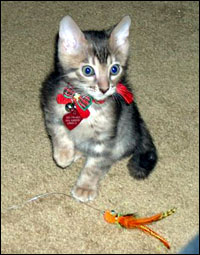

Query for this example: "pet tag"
[63,109,83,130]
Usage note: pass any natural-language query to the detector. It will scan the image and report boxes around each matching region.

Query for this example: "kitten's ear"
[109,16,131,55]
[59,15,86,54]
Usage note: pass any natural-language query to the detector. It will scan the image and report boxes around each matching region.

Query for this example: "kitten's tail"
[127,148,158,179]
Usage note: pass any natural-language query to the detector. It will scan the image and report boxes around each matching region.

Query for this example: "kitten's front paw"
[71,185,97,202]
[53,148,74,168]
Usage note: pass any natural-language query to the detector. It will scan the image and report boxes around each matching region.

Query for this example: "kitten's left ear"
[109,16,131,55]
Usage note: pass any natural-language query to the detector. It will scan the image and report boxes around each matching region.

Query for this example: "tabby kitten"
[41,15,157,202]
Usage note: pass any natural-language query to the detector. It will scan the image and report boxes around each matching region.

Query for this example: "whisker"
[112,93,123,106]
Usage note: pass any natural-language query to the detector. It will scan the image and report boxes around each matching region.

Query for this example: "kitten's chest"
[69,101,116,141]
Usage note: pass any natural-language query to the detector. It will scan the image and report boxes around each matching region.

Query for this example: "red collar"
[56,83,134,129]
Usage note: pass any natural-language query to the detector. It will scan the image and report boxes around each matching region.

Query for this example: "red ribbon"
[57,83,134,119]
[116,83,134,104]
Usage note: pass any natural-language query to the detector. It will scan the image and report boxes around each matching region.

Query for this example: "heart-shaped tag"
[63,109,83,130]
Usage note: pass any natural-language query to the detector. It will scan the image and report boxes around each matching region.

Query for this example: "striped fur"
[41,16,157,202]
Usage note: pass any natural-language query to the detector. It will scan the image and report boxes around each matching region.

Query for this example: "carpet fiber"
[1,1,199,254]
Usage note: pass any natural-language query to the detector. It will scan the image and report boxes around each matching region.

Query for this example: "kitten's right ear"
[59,15,86,54]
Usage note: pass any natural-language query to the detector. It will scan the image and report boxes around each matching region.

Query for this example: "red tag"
[63,109,83,130]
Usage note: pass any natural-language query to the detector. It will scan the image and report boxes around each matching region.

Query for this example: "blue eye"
[82,65,95,77]
[110,64,120,75]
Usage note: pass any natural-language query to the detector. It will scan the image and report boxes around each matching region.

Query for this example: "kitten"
[41,15,158,202]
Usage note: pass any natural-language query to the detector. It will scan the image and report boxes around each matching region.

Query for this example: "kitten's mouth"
[90,90,115,101]
[88,86,116,101]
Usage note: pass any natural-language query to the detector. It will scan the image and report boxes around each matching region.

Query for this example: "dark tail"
[127,147,157,179]
[127,119,158,179]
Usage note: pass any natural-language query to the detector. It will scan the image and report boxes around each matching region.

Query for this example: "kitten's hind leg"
[72,157,112,202]
[74,150,83,162]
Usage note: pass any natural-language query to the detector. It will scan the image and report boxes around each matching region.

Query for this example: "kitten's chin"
[91,94,109,101]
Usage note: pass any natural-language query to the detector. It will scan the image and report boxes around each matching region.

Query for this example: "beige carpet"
[1,1,199,254]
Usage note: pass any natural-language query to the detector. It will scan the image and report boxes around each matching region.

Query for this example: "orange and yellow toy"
[103,208,176,249]
[6,192,176,249]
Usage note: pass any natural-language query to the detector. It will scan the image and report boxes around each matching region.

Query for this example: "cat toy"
[6,192,175,249]
[103,208,176,249]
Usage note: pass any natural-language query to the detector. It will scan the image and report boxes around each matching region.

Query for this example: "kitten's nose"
[99,87,109,94]
[98,78,109,94]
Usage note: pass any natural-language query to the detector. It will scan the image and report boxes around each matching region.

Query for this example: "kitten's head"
[58,15,131,100]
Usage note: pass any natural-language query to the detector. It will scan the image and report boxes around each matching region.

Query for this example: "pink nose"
[99,87,109,94]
